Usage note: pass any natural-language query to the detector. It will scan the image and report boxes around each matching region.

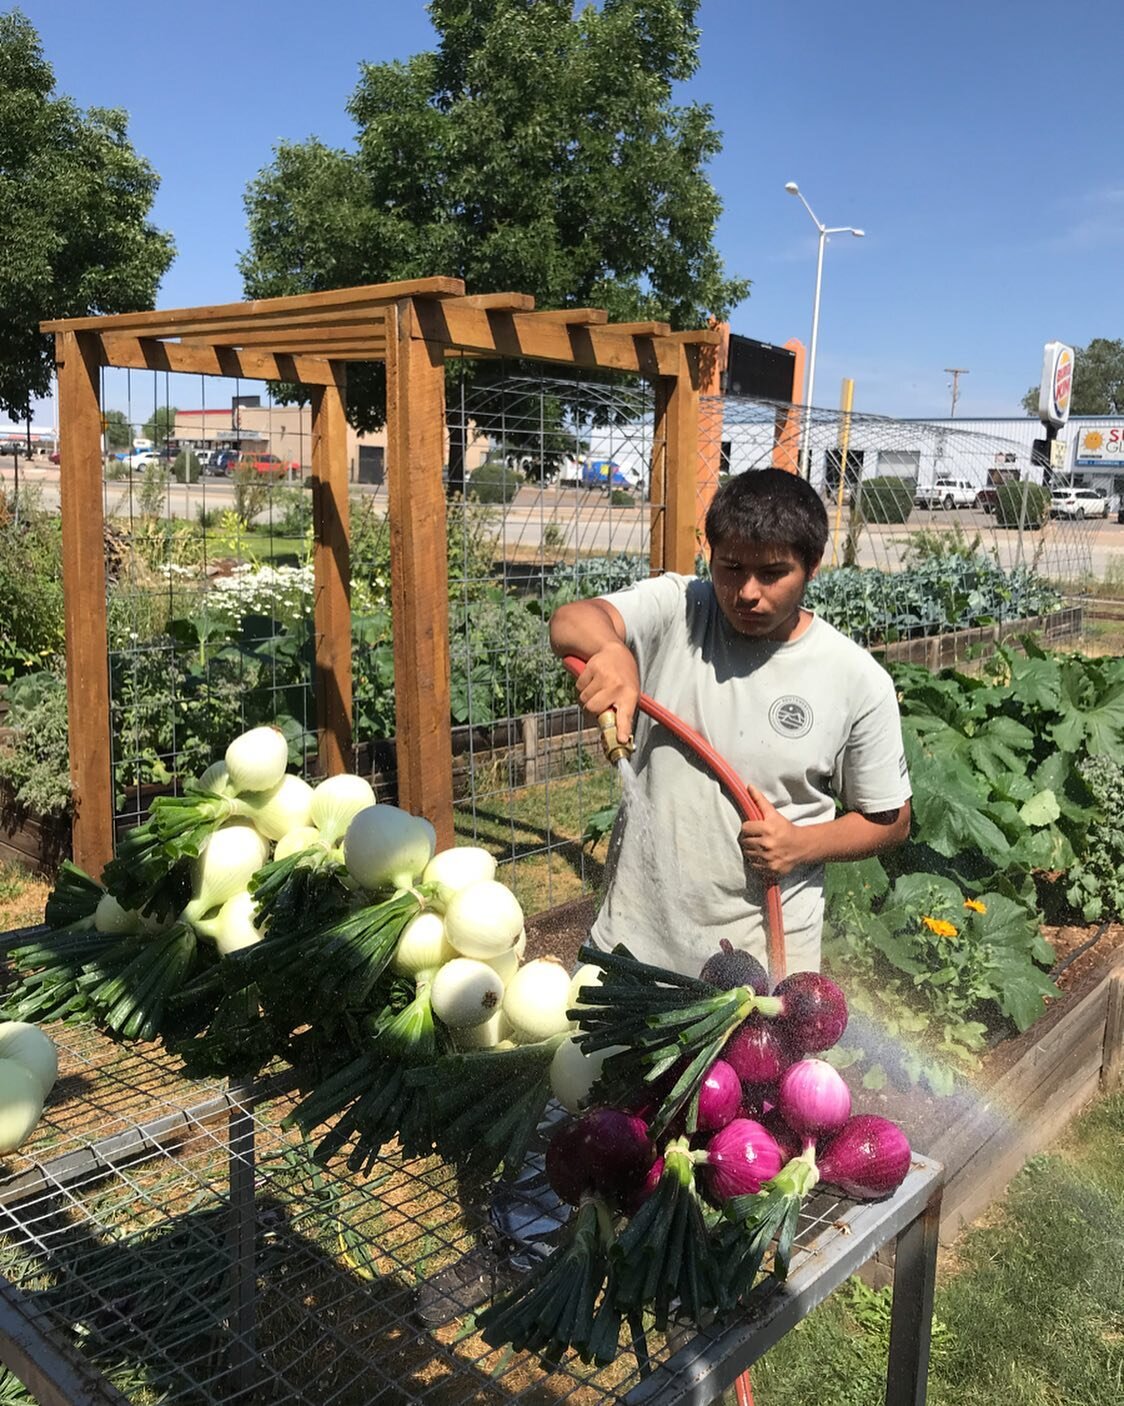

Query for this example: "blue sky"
[22,0,1122,427]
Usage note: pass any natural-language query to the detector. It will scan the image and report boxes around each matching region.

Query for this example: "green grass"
[752,1090,1124,1405]
[452,761,617,914]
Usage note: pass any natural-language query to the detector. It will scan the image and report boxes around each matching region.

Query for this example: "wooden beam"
[385,300,454,845]
[452,293,536,312]
[55,331,114,878]
[41,276,465,335]
[178,324,387,349]
[98,334,339,386]
[666,328,723,345]
[160,307,389,339]
[594,320,671,337]
[655,344,702,575]
[411,300,674,377]
[520,308,608,326]
[310,369,353,777]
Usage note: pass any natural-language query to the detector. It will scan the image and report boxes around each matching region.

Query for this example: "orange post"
[772,338,805,473]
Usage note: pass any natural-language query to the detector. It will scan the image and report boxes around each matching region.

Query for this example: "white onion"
[567,963,603,1011]
[272,825,323,862]
[452,1010,511,1050]
[392,911,455,979]
[224,726,289,795]
[429,958,505,1029]
[181,822,270,927]
[549,1035,618,1113]
[193,891,265,957]
[243,773,314,842]
[422,846,498,908]
[443,880,525,959]
[94,893,140,936]
[0,1023,57,1099]
[0,1060,44,1153]
[310,774,376,847]
[344,805,436,892]
[485,946,521,984]
[197,760,233,797]
[503,957,573,1044]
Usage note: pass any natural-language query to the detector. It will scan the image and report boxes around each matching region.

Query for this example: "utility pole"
[945,367,969,417]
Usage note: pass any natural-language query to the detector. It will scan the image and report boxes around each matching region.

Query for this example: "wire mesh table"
[0,1026,942,1406]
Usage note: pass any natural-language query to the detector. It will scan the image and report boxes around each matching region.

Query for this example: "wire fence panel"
[0,1020,941,1405]
[442,367,659,918]
[92,374,320,837]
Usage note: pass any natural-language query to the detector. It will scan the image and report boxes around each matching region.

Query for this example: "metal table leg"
[884,1185,942,1406]
[225,1081,257,1395]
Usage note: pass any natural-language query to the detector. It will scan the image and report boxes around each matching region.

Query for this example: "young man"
[549,467,912,975]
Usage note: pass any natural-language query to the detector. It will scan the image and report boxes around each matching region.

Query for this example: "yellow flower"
[922,916,958,938]
[963,898,987,914]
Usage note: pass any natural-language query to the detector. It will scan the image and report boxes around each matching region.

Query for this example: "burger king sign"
[1038,341,1074,427]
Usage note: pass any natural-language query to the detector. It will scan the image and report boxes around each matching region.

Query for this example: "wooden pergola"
[43,277,720,877]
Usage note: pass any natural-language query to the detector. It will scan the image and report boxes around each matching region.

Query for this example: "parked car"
[231,451,298,477]
[914,477,980,510]
[1049,486,1109,520]
[212,449,238,475]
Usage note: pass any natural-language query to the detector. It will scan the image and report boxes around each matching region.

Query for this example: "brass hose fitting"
[597,710,635,765]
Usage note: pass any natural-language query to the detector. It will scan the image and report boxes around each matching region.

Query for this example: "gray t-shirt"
[589,573,911,976]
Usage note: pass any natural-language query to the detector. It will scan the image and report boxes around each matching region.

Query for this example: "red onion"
[620,1154,664,1215]
[777,1059,852,1139]
[771,972,848,1053]
[817,1115,912,1200]
[700,939,769,995]
[760,1107,803,1165]
[696,1058,742,1132]
[545,1107,654,1206]
[701,1117,783,1201]
[724,1017,791,1086]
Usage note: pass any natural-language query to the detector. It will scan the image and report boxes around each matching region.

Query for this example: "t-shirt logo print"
[768,695,813,739]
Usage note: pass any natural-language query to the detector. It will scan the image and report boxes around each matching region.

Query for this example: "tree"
[1021,339,1124,416]
[102,409,132,451]
[142,405,178,444]
[240,0,748,489]
[0,10,175,424]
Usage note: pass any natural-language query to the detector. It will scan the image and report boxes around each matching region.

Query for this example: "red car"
[231,451,298,477]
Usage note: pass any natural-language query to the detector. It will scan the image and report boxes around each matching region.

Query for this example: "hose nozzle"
[597,710,635,765]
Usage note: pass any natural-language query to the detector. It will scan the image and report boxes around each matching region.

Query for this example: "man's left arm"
[738,792,911,877]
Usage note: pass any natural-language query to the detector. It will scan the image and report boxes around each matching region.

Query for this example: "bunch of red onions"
[481,943,913,1362]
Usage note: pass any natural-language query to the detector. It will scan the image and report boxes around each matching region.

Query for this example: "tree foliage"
[1021,338,1124,416]
[0,10,175,423]
[142,405,178,444]
[240,0,748,443]
[102,409,132,451]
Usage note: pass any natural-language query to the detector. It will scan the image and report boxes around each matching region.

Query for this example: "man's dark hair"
[704,468,828,574]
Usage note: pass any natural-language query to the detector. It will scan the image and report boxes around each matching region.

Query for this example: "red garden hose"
[562,656,788,985]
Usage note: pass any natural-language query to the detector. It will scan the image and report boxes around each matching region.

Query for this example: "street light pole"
[785,183,865,480]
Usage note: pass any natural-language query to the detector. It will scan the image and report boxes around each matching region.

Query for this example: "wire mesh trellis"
[0,1018,941,1406]
[442,365,659,919]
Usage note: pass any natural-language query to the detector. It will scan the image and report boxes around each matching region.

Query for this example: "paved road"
[4,460,1121,581]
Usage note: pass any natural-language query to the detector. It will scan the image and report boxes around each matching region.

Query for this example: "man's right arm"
[549,598,641,743]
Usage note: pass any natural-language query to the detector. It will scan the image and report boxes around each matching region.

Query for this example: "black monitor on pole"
[723,335,796,403]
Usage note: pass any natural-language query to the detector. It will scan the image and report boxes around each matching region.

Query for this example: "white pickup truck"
[914,477,980,510]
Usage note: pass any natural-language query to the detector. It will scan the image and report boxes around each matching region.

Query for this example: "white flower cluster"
[205,564,315,625]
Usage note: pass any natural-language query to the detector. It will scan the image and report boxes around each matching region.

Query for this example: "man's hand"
[738,782,808,878]
[574,641,640,743]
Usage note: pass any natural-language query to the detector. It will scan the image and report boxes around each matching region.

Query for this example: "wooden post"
[385,299,454,846]
[1102,972,1124,1094]
[55,331,114,877]
[310,369,353,775]
[654,344,702,575]
[695,323,727,545]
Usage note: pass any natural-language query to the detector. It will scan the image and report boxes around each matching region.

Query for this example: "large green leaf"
[1052,661,1124,756]
[1006,654,1062,711]
[1019,789,1061,827]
